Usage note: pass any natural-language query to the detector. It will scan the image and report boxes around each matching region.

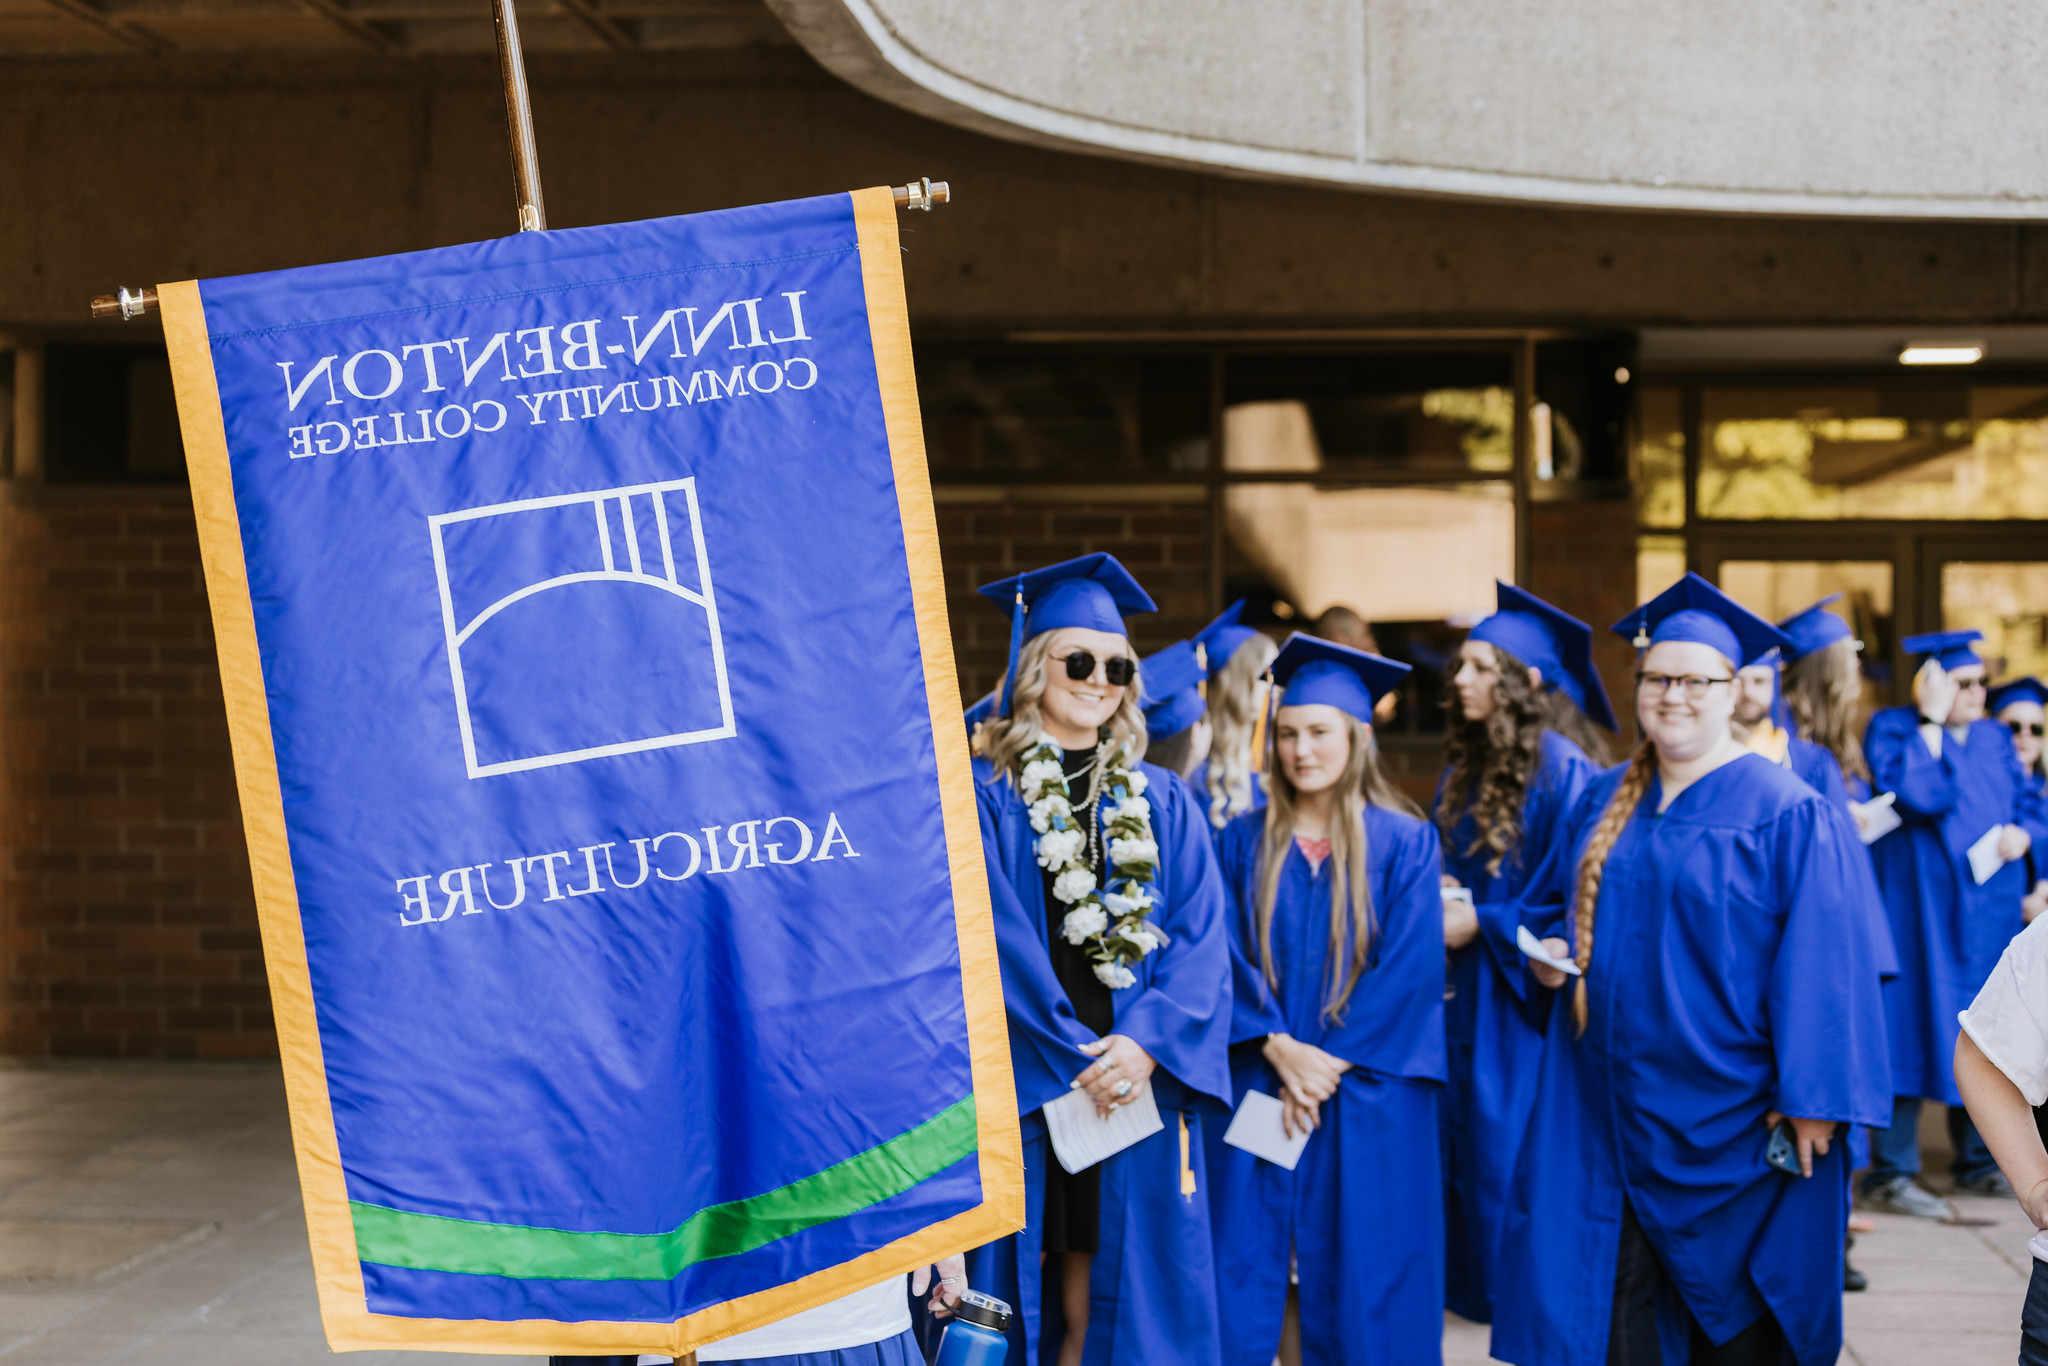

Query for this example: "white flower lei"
[1021,733,1166,989]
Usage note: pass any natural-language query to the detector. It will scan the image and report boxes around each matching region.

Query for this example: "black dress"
[1041,743,1113,1256]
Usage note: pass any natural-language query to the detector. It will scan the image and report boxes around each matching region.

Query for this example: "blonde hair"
[1252,715,1417,1021]
[1568,742,1655,1033]
[1206,633,1279,828]
[972,632,1148,776]
[1784,638,1869,786]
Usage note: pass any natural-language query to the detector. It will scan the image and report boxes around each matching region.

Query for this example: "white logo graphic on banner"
[428,478,736,778]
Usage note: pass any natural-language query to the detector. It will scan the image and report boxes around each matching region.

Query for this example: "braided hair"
[1568,742,1656,1033]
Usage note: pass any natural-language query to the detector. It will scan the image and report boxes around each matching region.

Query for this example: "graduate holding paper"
[963,554,1233,1366]
[1433,583,1610,1323]
[1492,574,1891,1366]
[1206,634,1448,1366]
[1861,632,2048,1210]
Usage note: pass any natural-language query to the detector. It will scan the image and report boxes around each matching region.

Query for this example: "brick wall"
[937,489,1213,699]
[0,484,268,1059]
[0,479,1617,1059]
[0,481,1216,1059]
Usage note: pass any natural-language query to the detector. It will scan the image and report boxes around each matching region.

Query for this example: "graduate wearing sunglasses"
[1991,678,2048,925]
[1860,634,2048,1212]
[1994,678,2048,799]
[964,554,1232,1366]
[1491,575,1890,1366]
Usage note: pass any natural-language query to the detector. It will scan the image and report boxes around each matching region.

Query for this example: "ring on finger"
[1113,1079,1133,1098]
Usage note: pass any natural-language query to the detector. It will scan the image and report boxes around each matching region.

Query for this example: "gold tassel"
[1179,1112,1197,1199]
[1246,674,1272,768]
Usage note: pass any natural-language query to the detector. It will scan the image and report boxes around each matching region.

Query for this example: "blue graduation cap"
[1195,600,1262,674]
[1901,629,1984,672]
[1469,581,1617,732]
[1776,594,1857,662]
[977,553,1157,716]
[1989,677,2048,714]
[1612,572,1788,668]
[1140,640,1208,741]
[1269,632,1410,725]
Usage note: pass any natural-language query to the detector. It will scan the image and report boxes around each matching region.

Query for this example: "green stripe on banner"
[349,1095,978,1281]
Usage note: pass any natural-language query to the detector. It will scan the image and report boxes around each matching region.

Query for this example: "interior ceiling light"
[1898,340,1985,366]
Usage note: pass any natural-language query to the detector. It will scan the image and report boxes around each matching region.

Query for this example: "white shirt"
[1958,913,2048,1261]
[691,1277,910,1361]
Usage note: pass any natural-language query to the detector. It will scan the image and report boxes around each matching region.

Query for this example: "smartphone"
[1765,1119,1802,1176]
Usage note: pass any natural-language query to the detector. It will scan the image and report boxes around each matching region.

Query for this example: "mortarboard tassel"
[999,588,1027,717]
[1247,671,1273,769]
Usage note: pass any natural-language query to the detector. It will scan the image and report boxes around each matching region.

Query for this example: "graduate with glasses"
[964,554,1233,1366]
[1204,634,1448,1366]
[1491,574,1891,1366]
[1433,583,1613,1324]
[1860,632,2048,1213]
[1994,677,2048,802]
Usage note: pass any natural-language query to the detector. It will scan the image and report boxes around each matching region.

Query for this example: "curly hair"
[1783,638,1869,786]
[1569,742,1656,1034]
[1435,644,1546,877]
[1252,716,1418,1022]
[972,631,1148,777]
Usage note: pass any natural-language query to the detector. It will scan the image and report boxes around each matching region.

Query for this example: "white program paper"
[1222,1089,1312,1170]
[1516,924,1582,976]
[1042,1083,1164,1175]
[1852,791,1901,846]
[1969,826,2010,886]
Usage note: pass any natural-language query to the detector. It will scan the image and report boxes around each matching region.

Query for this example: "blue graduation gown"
[1491,755,1892,1366]
[1434,729,1596,1323]
[1204,804,1448,1366]
[1865,709,2048,1104]
[1785,736,1900,981]
[964,757,1233,1366]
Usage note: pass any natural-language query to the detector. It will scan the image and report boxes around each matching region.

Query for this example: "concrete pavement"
[0,1063,2029,1364]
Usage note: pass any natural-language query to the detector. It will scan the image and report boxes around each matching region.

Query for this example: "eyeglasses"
[1059,650,1136,686]
[1954,677,1989,691]
[2010,720,2047,739]
[1636,671,1735,700]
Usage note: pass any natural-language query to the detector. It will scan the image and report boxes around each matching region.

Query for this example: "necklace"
[1019,734,1165,990]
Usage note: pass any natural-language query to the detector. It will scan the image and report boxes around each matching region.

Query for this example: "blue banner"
[160,188,1020,1356]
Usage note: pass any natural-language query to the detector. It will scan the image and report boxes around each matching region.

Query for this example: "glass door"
[1696,529,1901,703]
[1920,537,2048,683]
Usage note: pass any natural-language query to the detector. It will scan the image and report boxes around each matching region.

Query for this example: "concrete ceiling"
[0,0,793,56]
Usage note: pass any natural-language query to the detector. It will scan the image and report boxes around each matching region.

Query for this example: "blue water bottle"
[934,1289,1010,1366]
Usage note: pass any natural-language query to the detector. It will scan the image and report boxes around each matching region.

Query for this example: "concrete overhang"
[767,0,2048,220]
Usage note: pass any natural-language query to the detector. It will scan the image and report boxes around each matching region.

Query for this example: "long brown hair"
[1783,638,1869,786]
[1568,742,1655,1033]
[1205,633,1279,828]
[1253,714,1418,1021]
[1436,644,1546,876]
[973,632,1148,777]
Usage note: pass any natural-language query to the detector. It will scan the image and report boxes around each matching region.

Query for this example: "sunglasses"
[1058,650,1136,686]
[1955,677,1989,691]
[2010,720,2047,739]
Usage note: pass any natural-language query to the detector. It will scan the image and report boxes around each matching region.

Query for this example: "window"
[1697,384,2048,520]
[917,349,1209,481]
